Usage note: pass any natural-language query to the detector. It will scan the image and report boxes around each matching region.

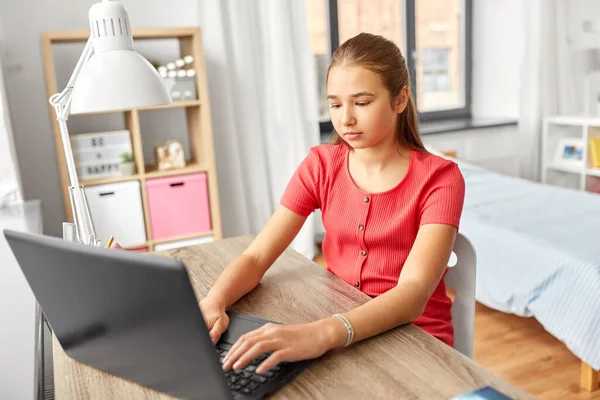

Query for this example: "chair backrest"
[445,232,477,358]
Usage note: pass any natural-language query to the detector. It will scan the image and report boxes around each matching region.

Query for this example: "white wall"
[423,125,520,177]
[0,38,23,206]
[471,0,523,120]
[0,0,198,237]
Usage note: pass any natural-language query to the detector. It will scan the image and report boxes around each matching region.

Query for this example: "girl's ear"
[394,86,410,114]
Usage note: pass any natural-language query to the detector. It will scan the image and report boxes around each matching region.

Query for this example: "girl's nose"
[342,108,356,127]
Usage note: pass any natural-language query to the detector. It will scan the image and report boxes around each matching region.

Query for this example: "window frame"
[320,0,472,135]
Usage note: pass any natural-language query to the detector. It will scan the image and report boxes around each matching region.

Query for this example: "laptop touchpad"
[219,317,265,345]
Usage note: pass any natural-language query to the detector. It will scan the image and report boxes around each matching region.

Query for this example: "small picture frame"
[553,138,585,168]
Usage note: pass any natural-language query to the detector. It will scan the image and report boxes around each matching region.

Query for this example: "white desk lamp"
[49,0,171,246]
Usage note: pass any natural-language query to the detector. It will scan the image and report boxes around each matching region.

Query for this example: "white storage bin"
[84,181,147,247]
[70,130,131,151]
[153,236,213,252]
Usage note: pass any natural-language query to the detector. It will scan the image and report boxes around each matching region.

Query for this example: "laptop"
[4,229,311,400]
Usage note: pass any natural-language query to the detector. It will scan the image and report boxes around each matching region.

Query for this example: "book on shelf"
[590,137,600,168]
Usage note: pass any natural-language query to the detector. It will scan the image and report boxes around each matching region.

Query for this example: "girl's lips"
[344,132,362,140]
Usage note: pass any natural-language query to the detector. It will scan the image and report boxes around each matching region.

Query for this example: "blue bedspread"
[457,161,600,370]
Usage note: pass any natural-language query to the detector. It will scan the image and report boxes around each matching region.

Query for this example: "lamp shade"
[70,0,171,114]
[70,49,172,114]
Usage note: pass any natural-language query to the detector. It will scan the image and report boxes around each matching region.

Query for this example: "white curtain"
[0,31,23,206]
[519,0,598,180]
[198,0,321,259]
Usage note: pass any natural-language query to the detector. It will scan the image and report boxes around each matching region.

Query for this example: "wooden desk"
[52,236,533,399]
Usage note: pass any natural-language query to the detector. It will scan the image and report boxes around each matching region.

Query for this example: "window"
[305,0,471,132]
[415,0,466,113]
[421,48,451,93]
[337,0,405,52]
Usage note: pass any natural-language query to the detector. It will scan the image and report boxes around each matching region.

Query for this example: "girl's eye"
[329,104,341,109]
[357,102,370,107]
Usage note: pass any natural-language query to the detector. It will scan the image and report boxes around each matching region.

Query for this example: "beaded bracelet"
[332,314,354,347]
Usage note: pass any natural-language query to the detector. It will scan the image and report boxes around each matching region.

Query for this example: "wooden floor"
[474,302,599,400]
[313,254,599,400]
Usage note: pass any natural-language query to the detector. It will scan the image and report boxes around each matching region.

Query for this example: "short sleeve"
[419,161,465,229]
[280,148,322,217]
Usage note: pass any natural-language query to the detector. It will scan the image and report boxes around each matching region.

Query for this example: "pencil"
[105,236,114,248]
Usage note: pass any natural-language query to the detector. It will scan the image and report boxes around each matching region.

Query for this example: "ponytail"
[397,94,426,151]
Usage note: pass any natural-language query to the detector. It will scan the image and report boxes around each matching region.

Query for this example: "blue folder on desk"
[451,386,513,400]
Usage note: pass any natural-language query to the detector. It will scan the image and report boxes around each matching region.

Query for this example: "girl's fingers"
[256,350,290,375]
[223,324,281,370]
[223,331,265,370]
[223,338,254,370]
[210,316,228,344]
[223,326,269,363]
[232,340,279,371]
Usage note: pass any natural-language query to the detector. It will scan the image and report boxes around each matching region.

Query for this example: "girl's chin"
[341,132,396,149]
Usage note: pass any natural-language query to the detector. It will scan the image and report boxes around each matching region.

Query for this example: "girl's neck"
[350,134,409,171]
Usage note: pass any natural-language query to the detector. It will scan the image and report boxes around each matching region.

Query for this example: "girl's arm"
[323,223,457,348]
[204,205,308,308]
[221,223,458,374]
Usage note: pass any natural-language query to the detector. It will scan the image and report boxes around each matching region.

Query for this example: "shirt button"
[358,224,364,230]
[364,196,370,203]
[361,250,367,256]
[354,281,360,287]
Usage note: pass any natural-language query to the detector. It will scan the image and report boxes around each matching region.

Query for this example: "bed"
[446,153,600,391]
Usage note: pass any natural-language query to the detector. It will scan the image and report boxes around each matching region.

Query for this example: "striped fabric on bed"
[456,161,600,370]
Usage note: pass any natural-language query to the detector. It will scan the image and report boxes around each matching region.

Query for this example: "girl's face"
[327,65,409,150]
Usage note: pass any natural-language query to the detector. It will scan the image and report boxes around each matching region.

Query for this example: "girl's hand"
[222,318,345,374]
[199,297,229,344]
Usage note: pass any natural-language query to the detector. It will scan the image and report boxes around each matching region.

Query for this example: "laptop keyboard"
[216,343,282,396]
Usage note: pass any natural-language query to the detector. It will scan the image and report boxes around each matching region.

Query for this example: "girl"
[200,32,465,375]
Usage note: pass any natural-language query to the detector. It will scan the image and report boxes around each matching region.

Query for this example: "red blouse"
[280,144,465,346]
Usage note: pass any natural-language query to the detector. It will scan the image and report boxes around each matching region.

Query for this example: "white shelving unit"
[541,115,600,193]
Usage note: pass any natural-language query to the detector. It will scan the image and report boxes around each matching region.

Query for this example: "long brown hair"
[327,33,426,152]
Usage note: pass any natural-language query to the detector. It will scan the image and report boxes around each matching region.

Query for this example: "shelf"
[547,164,583,174]
[80,160,207,186]
[144,162,206,179]
[79,163,206,186]
[123,244,149,251]
[547,164,600,177]
[137,100,201,112]
[45,27,201,43]
[149,231,213,246]
[545,114,600,127]
[587,168,600,177]
[72,100,201,116]
[121,232,214,250]
[81,174,141,187]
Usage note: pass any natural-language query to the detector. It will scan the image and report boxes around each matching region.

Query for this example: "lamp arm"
[49,37,99,246]
[50,38,94,119]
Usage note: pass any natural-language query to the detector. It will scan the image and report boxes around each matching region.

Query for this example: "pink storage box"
[146,172,211,240]
[130,248,148,253]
